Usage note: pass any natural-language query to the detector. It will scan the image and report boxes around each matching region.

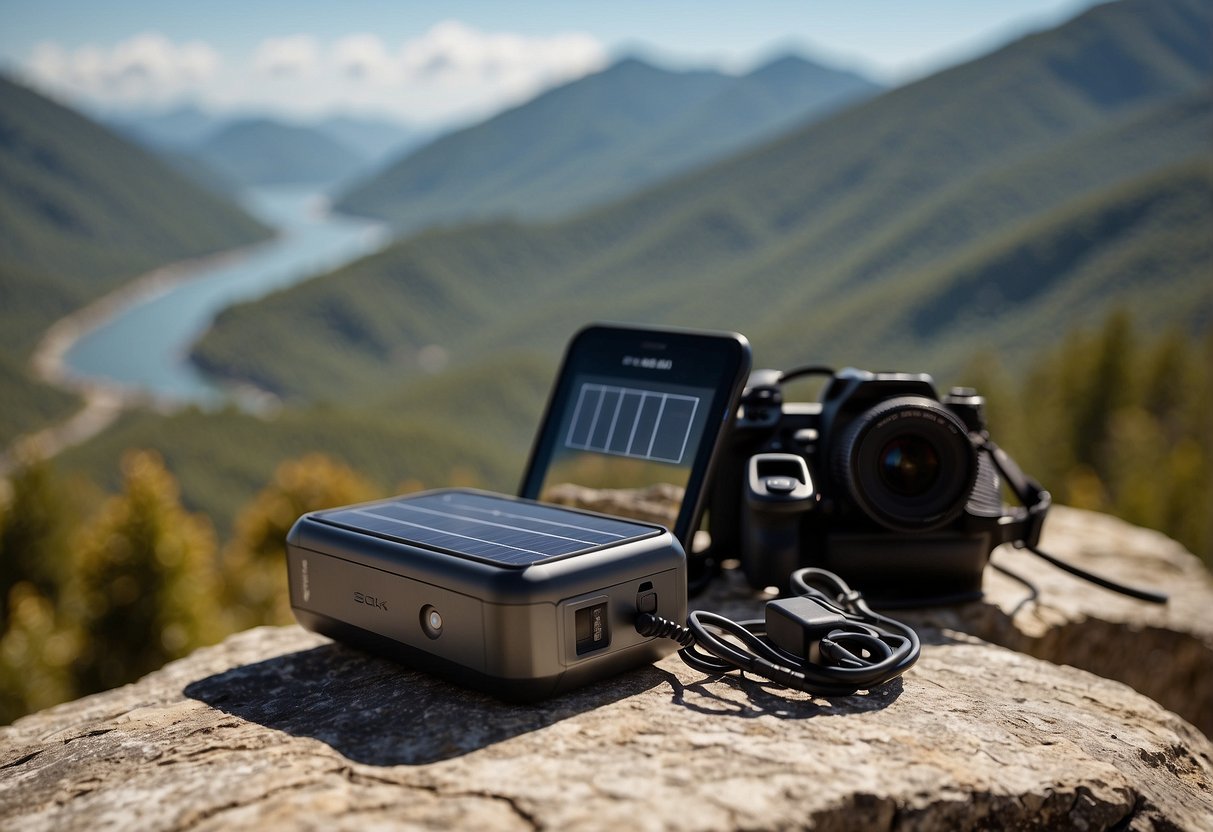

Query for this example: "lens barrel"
[833,396,977,531]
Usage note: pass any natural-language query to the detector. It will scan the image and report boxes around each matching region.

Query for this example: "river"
[58,185,387,406]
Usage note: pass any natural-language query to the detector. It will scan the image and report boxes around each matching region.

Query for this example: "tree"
[0,457,74,625]
[66,450,223,695]
[1011,312,1212,566]
[0,582,79,723]
[955,349,1026,466]
[1073,309,1135,475]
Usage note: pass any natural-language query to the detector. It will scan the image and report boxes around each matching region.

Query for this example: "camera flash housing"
[286,489,687,701]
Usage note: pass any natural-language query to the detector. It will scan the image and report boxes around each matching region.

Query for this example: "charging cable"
[636,567,920,696]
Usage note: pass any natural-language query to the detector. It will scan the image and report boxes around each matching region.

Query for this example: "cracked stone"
[1,506,1211,830]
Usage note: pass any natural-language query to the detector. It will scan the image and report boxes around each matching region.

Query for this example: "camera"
[706,367,1041,604]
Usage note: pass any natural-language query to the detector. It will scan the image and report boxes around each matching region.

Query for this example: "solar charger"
[287,488,687,701]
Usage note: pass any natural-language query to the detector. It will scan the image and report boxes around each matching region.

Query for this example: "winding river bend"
[57,185,387,405]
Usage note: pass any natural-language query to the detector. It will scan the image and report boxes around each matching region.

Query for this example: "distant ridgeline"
[0,74,272,442]
[335,54,882,228]
[190,119,367,188]
[193,0,1213,406]
[105,110,423,193]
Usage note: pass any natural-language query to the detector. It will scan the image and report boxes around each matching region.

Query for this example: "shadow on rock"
[184,641,664,766]
[650,666,906,719]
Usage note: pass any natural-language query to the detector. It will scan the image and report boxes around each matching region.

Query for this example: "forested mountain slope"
[335,55,880,228]
[0,75,272,443]
[194,0,1212,403]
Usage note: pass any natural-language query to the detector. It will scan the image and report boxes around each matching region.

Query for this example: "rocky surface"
[543,482,685,528]
[560,484,1213,738]
[909,506,1213,737]
[2,504,1212,831]
[2,624,1213,831]
[699,507,1213,737]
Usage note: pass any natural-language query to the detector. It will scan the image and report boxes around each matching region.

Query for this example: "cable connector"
[634,611,695,647]
[636,567,921,696]
[765,596,847,662]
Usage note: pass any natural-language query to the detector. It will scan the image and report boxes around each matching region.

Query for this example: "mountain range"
[335,54,881,229]
[4,0,1211,535]
[0,74,272,442]
[191,119,367,187]
[106,107,424,190]
[193,0,1213,406]
[0,77,272,351]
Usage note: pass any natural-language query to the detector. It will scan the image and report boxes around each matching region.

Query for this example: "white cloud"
[330,22,608,121]
[398,20,605,90]
[252,35,320,78]
[21,23,608,124]
[27,33,221,107]
[332,34,394,82]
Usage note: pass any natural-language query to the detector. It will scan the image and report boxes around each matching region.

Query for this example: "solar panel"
[565,383,699,464]
[313,490,660,567]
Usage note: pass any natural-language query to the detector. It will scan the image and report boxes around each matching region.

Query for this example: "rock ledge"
[3,505,1212,831]
[1,621,1211,831]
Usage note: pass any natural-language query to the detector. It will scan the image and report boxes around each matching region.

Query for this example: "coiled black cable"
[636,567,920,696]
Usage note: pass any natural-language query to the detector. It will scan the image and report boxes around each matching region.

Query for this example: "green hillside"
[152,148,245,200]
[0,261,82,445]
[0,76,272,329]
[335,55,879,229]
[637,55,878,178]
[0,74,273,443]
[0,352,76,446]
[800,153,1213,373]
[194,118,367,187]
[194,0,1212,406]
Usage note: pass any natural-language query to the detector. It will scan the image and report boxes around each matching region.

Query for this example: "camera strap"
[976,436,1167,605]
[977,436,1050,550]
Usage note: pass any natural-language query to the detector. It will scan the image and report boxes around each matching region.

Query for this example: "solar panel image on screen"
[565,383,700,464]
[313,491,659,567]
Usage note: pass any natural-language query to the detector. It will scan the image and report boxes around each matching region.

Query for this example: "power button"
[637,592,658,614]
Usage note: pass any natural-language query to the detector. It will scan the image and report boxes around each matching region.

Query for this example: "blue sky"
[0,0,1106,124]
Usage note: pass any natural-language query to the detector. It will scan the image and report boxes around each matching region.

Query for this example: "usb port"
[575,602,609,655]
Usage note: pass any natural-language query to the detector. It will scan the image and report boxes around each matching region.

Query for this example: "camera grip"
[741,454,816,591]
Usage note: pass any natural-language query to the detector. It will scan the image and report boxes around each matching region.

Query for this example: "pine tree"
[955,349,1025,456]
[0,457,87,722]
[0,457,73,624]
[66,450,223,695]
[1014,312,1211,566]
[0,582,79,723]
[1073,309,1135,475]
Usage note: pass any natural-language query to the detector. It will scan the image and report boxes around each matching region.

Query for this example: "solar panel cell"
[565,383,699,464]
[313,491,658,567]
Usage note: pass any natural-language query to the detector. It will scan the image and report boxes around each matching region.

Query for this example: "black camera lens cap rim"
[834,395,978,533]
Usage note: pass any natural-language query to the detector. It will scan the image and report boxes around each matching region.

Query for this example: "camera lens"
[834,396,977,531]
[878,436,941,496]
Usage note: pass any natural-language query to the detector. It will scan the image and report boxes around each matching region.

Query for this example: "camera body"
[707,368,1012,603]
